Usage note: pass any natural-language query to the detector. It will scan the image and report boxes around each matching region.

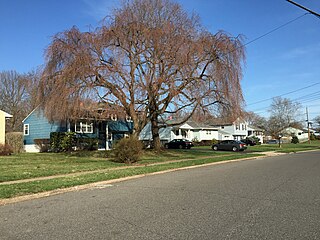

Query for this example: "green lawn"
[0,140,319,200]
[0,153,260,199]
[0,149,232,182]
[246,140,320,153]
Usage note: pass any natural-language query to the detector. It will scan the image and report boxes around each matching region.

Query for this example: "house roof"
[218,129,232,135]
[247,125,264,131]
[184,121,217,130]
[0,110,12,118]
[168,120,217,130]
[205,117,246,126]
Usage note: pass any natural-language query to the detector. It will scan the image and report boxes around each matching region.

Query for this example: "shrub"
[75,137,99,151]
[291,135,299,144]
[50,132,76,152]
[193,140,212,146]
[34,139,50,152]
[0,144,13,156]
[310,134,316,141]
[211,138,219,145]
[113,136,143,164]
[5,132,24,153]
[248,136,261,145]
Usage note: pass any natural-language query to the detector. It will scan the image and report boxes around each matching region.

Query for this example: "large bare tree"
[40,0,246,150]
[0,70,40,132]
[267,97,302,137]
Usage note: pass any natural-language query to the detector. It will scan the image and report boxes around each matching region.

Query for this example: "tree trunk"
[151,117,161,151]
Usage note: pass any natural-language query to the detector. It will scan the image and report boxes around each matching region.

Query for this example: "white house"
[208,118,248,141]
[247,125,264,143]
[139,121,219,143]
[140,118,265,145]
[281,127,309,143]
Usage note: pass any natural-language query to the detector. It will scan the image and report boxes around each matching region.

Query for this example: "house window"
[126,116,133,122]
[23,124,29,135]
[111,114,117,121]
[75,122,93,133]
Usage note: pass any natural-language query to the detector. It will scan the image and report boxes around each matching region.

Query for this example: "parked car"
[241,139,256,146]
[212,140,247,152]
[164,139,194,149]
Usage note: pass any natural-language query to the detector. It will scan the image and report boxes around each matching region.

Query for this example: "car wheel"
[165,144,169,149]
[212,146,218,151]
[179,145,183,149]
[232,146,238,152]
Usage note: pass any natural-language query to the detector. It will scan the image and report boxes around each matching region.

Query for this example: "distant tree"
[314,116,320,131]
[0,70,40,132]
[267,97,302,137]
[39,0,246,150]
[244,111,267,130]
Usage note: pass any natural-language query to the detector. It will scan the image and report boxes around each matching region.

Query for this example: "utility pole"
[286,0,320,18]
[306,107,311,144]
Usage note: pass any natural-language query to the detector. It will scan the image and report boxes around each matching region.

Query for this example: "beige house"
[0,110,13,144]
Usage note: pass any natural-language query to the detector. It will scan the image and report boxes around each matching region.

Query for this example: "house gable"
[23,109,66,146]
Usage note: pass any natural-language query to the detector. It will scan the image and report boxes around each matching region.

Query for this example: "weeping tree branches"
[39,0,246,150]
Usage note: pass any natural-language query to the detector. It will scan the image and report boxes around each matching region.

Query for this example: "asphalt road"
[1,151,320,239]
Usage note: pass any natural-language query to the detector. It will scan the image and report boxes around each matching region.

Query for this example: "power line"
[246,82,320,106]
[242,13,309,48]
[286,0,320,18]
[248,91,320,113]
[216,12,309,67]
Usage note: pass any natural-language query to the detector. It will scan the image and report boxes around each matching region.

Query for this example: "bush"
[34,139,50,152]
[211,138,219,145]
[75,137,99,151]
[113,136,143,164]
[248,136,261,145]
[193,140,212,146]
[291,135,299,144]
[0,144,13,156]
[310,134,316,141]
[5,132,24,153]
[50,132,76,152]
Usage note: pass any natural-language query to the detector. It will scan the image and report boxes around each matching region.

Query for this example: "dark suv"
[241,139,256,146]
[164,139,194,149]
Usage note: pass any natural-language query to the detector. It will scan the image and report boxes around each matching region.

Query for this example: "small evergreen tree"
[291,135,299,144]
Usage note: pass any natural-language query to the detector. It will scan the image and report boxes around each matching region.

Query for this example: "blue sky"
[1,0,319,122]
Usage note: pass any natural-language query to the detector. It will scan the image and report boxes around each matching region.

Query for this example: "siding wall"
[23,110,65,145]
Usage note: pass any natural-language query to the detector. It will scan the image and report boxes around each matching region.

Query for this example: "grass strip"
[0,154,261,199]
[0,150,231,182]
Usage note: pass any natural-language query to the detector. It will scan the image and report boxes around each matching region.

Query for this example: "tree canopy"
[39,0,246,149]
[0,70,39,131]
[267,97,302,137]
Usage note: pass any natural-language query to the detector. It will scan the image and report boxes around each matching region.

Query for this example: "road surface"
[1,151,320,239]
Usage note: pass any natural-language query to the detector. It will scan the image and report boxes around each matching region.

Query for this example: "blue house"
[23,107,133,152]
